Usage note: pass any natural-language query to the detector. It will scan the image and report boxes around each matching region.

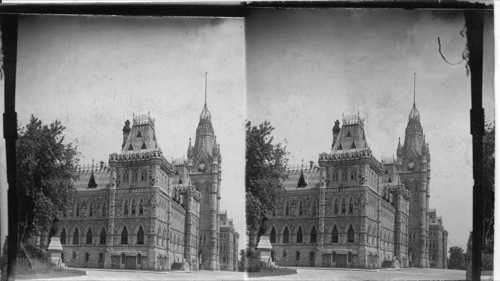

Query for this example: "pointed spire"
[413,72,416,105]
[187,138,193,159]
[397,137,403,157]
[421,136,427,155]
[199,72,211,122]
[212,136,218,156]
[409,73,420,120]
[297,170,307,188]
[204,72,208,106]
[88,159,97,189]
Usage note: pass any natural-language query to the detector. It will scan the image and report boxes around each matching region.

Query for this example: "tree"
[16,116,79,243]
[482,122,494,240]
[448,246,466,270]
[246,121,288,248]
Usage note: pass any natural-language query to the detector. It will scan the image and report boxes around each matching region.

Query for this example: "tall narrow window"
[296,251,300,261]
[331,226,338,243]
[342,169,348,181]
[349,198,354,213]
[73,228,79,245]
[85,252,90,262]
[121,227,128,245]
[100,228,106,245]
[99,253,104,263]
[310,226,317,243]
[333,198,338,214]
[132,169,138,182]
[124,199,129,215]
[351,168,357,180]
[312,201,317,216]
[123,169,129,182]
[102,202,107,217]
[131,199,136,215]
[283,227,290,243]
[60,228,67,245]
[334,169,339,181]
[347,251,352,263]
[347,225,354,242]
[76,203,80,217]
[270,227,276,243]
[296,227,303,243]
[89,202,93,217]
[157,227,161,246]
[86,228,92,244]
[121,253,126,264]
[342,198,346,213]
[285,202,290,216]
[141,169,147,181]
[139,199,144,215]
[298,202,303,216]
[137,227,144,245]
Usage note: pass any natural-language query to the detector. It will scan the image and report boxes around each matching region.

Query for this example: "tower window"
[332,226,338,243]
[137,131,142,138]
[123,170,129,183]
[296,227,303,243]
[310,226,317,243]
[347,225,354,242]
[346,130,351,137]
[270,227,276,243]
[283,227,290,243]
[121,227,128,245]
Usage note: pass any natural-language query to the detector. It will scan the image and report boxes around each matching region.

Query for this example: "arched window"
[131,199,136,215]
[309,251,315,262]
[283,227,290,243]
[334,169,339,181]
[100,228,106,245]
[333,198,338,214]
[285,202,290,216]
[99,253,104,263]
[298,201,303,216]
[341,198,346,213]
[141,169,147,181]
[121,253,126,264]
[137,227,144,245]
[312,201,317,216]
[283,250,287,259]
[124,199,129,215]
[85,252,90,262]
[331,226,338,243]
[310,226,317,243]
[60,228,67,245]
[73,228,79,245]
[137,253,142,264]
[367,224,372,245]
[347,225,354,242]
[351,168,357,181]
[347,251,352,263]
[349,198,354,213]
[342,169,348,181]
[132,169,138,182]
[296,227,303,243]
[157,227,161,246]
[121,227,128,245]
[270,227,276,243]
[296,251,300,261]
[139,199,144,215]
[86,228,93,245]
[223,255,227,263]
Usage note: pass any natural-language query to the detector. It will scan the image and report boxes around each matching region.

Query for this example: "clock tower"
[187,76,221,270]
[397,99,431,268]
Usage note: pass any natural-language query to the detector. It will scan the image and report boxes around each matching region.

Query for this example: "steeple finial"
[204,72,208,106]
[413,72,416,105]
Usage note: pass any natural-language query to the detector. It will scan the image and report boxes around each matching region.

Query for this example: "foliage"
[238,248,262,272]
[483,122,494,239]
[448,246,466,270]
[246,121,288,247]
[17,116,79,242]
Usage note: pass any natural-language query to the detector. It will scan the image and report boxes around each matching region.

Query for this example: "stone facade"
[56,101,238,271]
[219,212,239,271]
[266,102,447,269]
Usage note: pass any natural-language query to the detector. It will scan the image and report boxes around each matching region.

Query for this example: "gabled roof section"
[75,164,112,191]
[331,114,368,153]
[297,171,307,188]
[121,114,159,154]
[283,165,320,190]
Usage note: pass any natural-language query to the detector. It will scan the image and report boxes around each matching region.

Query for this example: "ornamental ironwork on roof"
[409,103,420,121]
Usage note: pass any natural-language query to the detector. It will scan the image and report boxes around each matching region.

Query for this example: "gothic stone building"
[55,102,238,271]
[265,102,447,269]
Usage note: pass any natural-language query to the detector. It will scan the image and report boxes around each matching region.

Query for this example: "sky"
[246,9,494,251]
[14,15,246,251]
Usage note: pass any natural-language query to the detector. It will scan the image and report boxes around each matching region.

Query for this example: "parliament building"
[265,101,448,269]
[54,101,239,271]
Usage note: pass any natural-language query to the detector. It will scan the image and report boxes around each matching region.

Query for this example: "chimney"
[309,161,314,170]
[100,161,104,170]
[122,119,131,149]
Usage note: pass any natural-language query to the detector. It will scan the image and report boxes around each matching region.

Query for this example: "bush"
[15,244,53,274]
[239,248,262,272]
[482,253,493,271]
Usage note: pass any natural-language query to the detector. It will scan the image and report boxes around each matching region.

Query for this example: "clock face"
[198,163,206,170]
[408,162,415,169]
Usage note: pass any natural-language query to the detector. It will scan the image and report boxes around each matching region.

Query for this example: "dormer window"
[346,130,351,137]
[350,141,356,149]
[137,131,142,138]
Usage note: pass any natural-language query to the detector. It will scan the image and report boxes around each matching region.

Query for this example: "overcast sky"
[15,15,246,250]
[247,9,494,250]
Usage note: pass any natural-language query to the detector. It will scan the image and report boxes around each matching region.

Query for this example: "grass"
[16,268,87,280]
[247,267,297,278]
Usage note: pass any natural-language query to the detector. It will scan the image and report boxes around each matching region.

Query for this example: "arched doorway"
[198,251,204,269]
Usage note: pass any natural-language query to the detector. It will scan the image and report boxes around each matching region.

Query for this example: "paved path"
[21,267,467,281]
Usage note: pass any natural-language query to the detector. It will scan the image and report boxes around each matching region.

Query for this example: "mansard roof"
[331,114,368,153]
[74,164,112,191]
[121,114,159,154]
[283,165,320,190]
